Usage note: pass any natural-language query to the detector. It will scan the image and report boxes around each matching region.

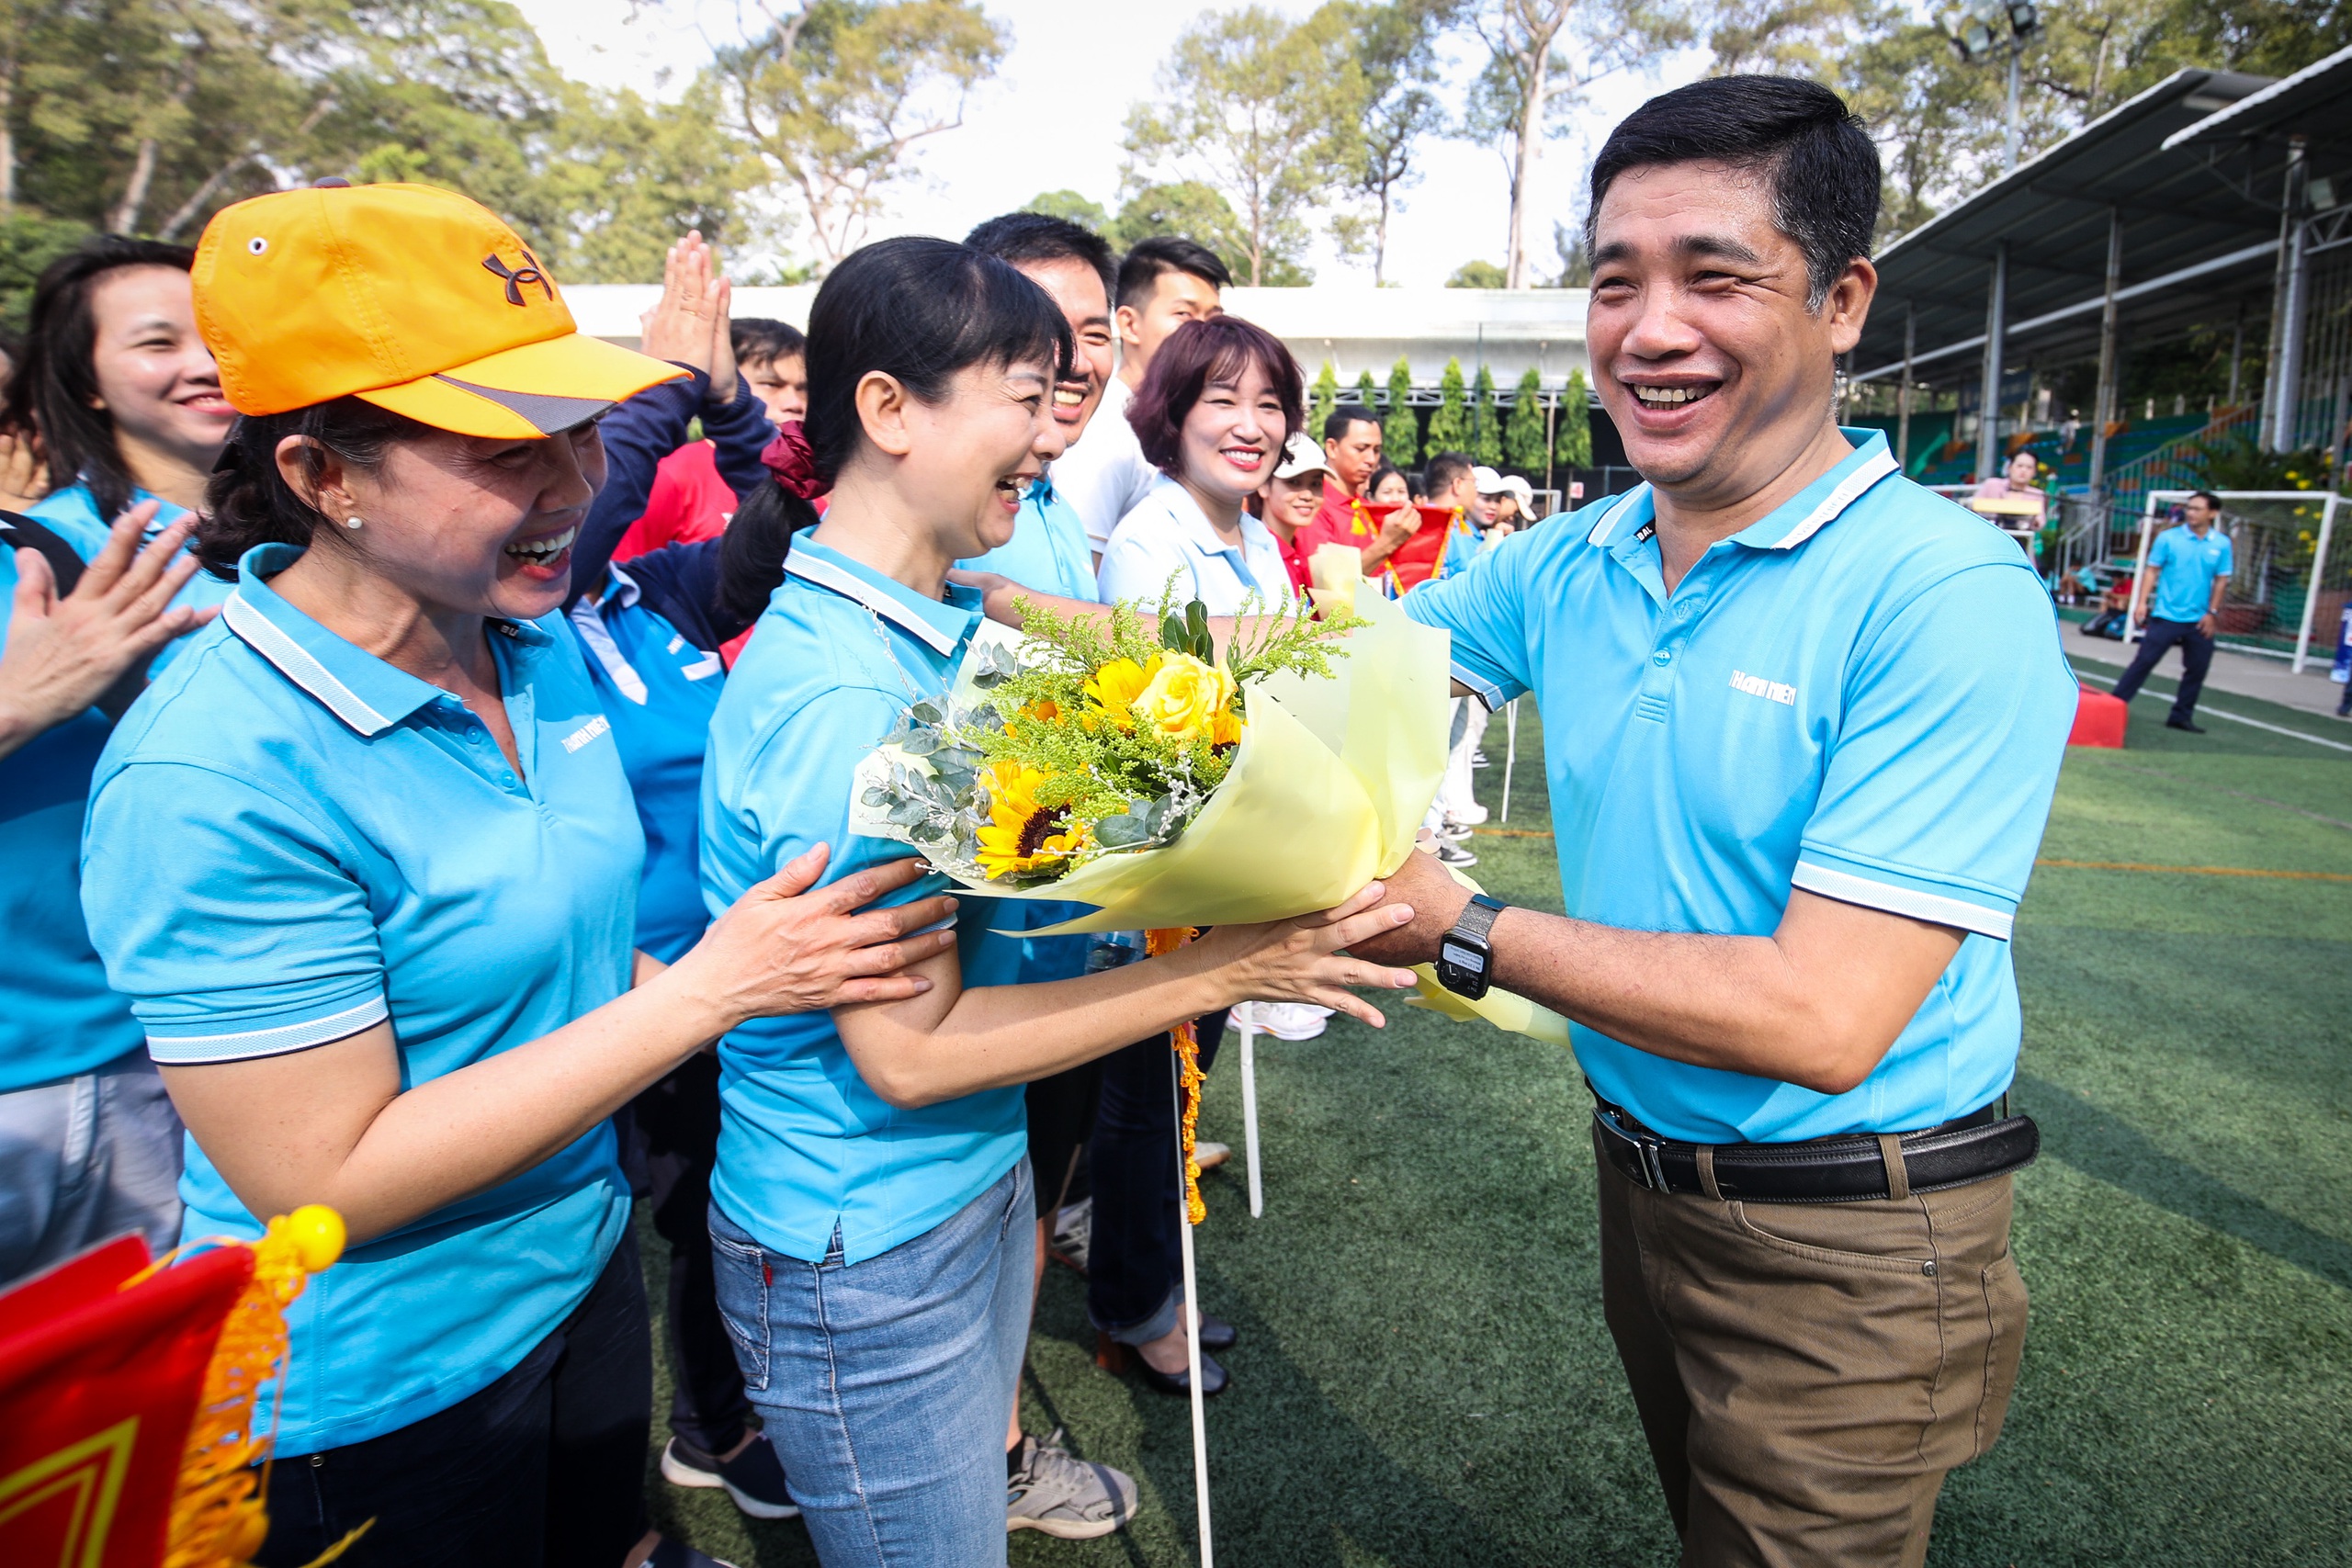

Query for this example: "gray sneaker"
[1006,1428,1136,1539]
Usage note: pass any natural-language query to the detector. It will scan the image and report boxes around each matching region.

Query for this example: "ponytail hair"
[711,235,1071,624]
[198,399,435,579]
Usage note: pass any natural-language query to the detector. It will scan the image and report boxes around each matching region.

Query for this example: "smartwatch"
[1435,894,1508,1000]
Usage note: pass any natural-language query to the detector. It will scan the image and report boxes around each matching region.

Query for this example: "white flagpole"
[1238,1005,1263,1219]
[1172,1044,1214,1567]
[1500,698,1520,823]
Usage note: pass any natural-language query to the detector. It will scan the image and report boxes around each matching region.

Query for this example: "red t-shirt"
[1272,528,1312,594]
[613,441,736,562]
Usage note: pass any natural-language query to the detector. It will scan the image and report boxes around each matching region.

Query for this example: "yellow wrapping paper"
[850,570,1571,1043]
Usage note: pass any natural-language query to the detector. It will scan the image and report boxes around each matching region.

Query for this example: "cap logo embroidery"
[482,250,554,307]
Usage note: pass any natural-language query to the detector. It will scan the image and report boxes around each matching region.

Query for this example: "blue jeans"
[709,1159,1034,1567]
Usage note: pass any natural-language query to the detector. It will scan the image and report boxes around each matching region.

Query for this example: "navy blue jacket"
[569,363,775,652]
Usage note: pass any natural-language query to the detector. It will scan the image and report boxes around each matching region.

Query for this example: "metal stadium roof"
[1854,68,2286,386]
[2161,43,2352,159]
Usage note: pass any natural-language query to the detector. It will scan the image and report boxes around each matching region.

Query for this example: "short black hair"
[1116,234,1231,313]
[1587,74,1879,310]
[966,211,1116,312]
[1323,404,1377,444]
[2188,490,2222,512]
[1423,450,1473,498]
[731,317,805,367]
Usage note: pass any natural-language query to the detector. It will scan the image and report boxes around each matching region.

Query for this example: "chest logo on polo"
[562,714,611,753]
[1729,669,1796,706]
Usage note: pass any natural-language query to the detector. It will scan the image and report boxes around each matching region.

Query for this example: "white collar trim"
[222,592,396,736]
[785,551,962,657]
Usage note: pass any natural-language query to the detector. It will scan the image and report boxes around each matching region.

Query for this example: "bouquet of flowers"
[852,585,1448,934]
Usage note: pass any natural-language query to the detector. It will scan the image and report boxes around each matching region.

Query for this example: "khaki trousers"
[1594,1124,2028,1568]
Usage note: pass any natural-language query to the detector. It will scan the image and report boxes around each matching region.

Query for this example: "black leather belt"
[1593,1095,2038,1204]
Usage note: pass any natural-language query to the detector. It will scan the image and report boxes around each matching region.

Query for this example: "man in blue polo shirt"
[0,502,218,1284]
[1355,77,2075,1563]
[2111,489,2233,731]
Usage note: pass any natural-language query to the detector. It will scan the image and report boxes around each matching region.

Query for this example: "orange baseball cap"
[192,182,684,439]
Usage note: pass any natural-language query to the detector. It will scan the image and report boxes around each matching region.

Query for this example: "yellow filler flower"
[975,761,1087,880]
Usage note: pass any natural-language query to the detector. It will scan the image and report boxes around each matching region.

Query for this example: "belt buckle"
[1638,1136,1669,1192]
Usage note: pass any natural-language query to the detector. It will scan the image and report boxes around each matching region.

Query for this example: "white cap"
[1471,465,1507,495]
[1499,474,1535,509]
[1275,430,1332,481]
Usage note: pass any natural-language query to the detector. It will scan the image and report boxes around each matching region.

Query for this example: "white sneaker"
[1193,1140,1231,1171]
[1450,801,1490,826]
[1247,1002,1329,1041]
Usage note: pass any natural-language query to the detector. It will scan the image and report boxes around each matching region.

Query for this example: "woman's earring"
[343,514,364,530]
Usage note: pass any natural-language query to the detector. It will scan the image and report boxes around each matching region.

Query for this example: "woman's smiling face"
[896,355,1062,560]
[1177,358,1288,510]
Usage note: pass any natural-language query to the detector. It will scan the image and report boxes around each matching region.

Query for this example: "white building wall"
[562,284,1591,389]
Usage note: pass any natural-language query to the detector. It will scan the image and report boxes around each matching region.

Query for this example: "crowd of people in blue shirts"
[0,184,1507,1568]
[1,72,2090,1568]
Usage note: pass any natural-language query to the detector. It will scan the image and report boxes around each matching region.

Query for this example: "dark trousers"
[1087,1012,1225,1339]
[1595,1128,2027,1568]
[2111,615,2213,722]
[258,1230,651,1568]
[630,1054,754,1453]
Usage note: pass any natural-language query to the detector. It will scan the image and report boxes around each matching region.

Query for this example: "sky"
[514,0,1710,288]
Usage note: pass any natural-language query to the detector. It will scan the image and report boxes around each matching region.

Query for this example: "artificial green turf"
[644,682,2352,1567]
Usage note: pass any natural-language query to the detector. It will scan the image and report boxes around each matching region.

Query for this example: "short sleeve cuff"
[1791,846,2018,941]
[143,991,389,1065]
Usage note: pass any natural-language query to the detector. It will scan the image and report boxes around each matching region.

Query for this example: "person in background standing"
[1298,404,1418,573]
[0,235,242,1291]
[0,502,218,1287]
[1090,314,1310,1392]
[2110,489,2232,733]
[1052,235,1227,561]
[1367,462,1412,509]
[953,208,1143,1542]
[1,237,234,630]
[611,297,786,562]
[736,319,808,426]
[561,236,803,1526]
[1262,430,1332,594]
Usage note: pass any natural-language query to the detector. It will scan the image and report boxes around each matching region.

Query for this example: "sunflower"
[975,761,1087,881]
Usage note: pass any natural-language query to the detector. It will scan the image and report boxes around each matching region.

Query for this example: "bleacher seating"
[1911,413,2211,491]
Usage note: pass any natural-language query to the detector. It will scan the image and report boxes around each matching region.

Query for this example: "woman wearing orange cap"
[78,183,956,1568]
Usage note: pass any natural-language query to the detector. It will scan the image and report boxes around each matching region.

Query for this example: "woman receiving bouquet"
[696,236,1419,1568]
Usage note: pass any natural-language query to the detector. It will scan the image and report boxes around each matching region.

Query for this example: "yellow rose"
[1083,655,1157,729]
[1129,650,1237,743]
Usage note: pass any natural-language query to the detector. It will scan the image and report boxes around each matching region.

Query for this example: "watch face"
[1441,941,1485,972]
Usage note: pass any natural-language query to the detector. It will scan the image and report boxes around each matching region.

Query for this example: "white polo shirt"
[1051,378,1159,552]
[1095,473,1294,616]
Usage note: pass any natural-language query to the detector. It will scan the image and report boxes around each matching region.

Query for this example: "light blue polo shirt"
[1097,473,1293,615]
[568,563,726,964]
[958,471,1099,604]
[80,543,640,1454]
[701,531,1029,1264]
[28,483,233,671]
[1406,431,2076,1144]
[0,530,143,1091]
[958,473,1100,983]
[2146,522,2233,623]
